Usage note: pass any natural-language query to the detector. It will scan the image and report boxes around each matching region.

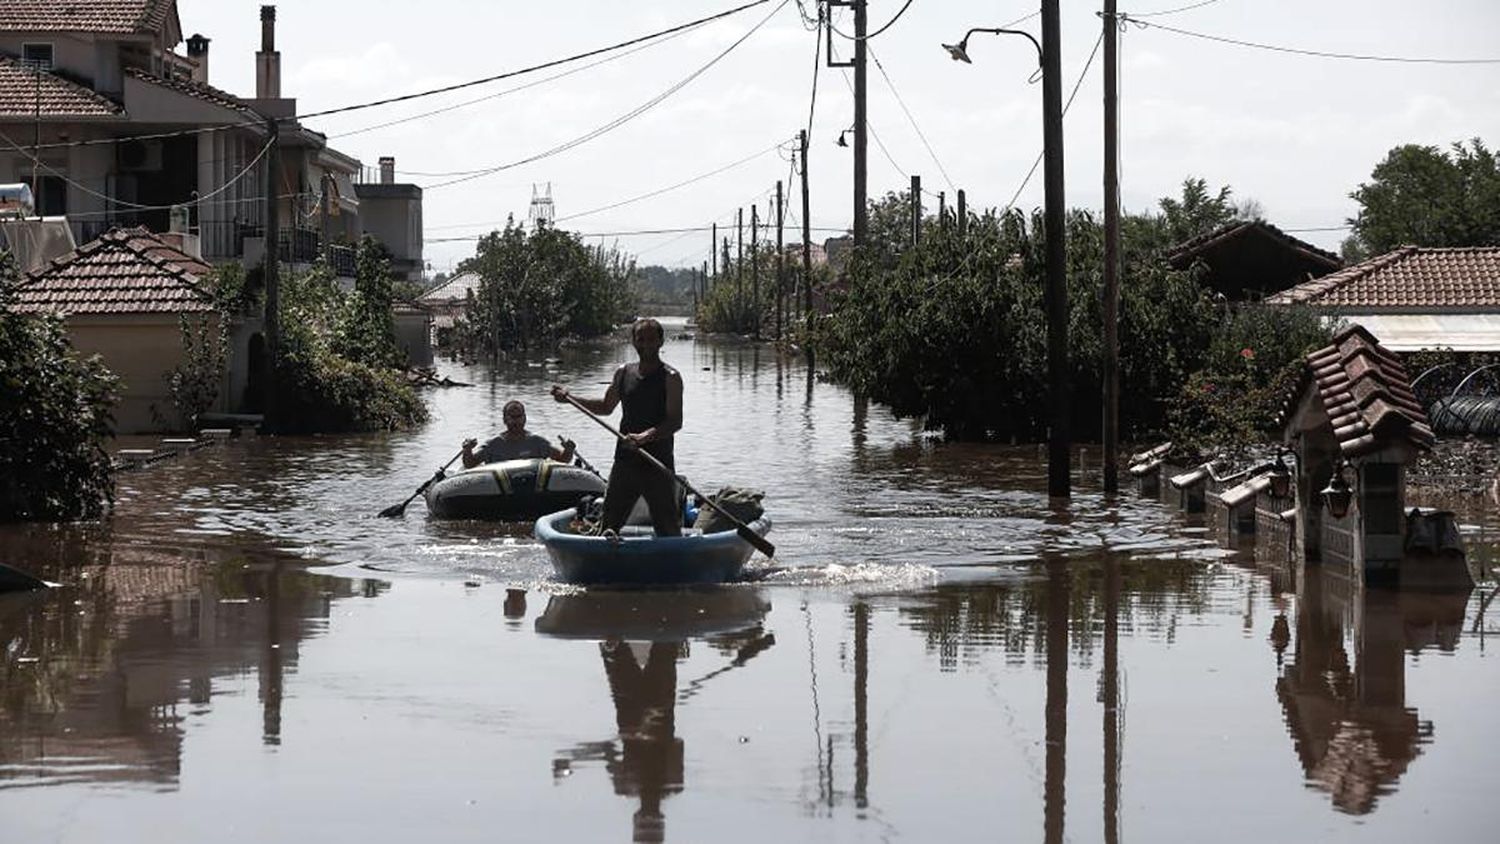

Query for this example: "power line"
[555,139,794,224]
[1124,16,1500,64]
[422,0,793,191]
[1002,30,1105,213]
[1128,0,1222,16]
[828,41,906,177]
[866,0,916,39]
[21,0,775,153]
[867,44,955,191]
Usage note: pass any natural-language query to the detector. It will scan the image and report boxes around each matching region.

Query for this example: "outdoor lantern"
[1268,453,1292,499]
[941,39,973,63]
[1320,463,1354,519]
[836,129,852,147]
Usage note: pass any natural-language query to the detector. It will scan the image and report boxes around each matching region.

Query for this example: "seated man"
[462,400,576,468]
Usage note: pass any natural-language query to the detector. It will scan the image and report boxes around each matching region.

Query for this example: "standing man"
[553,318,683,536]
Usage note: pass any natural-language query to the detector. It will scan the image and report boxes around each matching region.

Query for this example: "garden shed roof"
[1165,220,1342,301]
[14,226,214,315]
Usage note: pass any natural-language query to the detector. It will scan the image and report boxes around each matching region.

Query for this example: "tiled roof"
[0,57,123,118]
[124,67,255,116]
[0,0,175,34]
[419,271,480,304]
[15,226,215,315]
[1282,324,1433,457]
[1166,220,1343,269]
[1265,246,1500,309]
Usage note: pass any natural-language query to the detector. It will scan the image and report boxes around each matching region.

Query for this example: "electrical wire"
[1124,16,1500,64]
[1001,30,1105,213]
[422,0,793,191]
[867,43,955,191]
[1128,0,1222,16]
[827,0,916,41]
[556,139,795,224]
[828,40,906,177]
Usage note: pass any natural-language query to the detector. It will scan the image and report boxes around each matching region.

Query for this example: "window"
[21,43,54,71]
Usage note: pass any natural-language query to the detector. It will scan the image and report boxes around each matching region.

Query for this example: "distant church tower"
[528,182,555,228]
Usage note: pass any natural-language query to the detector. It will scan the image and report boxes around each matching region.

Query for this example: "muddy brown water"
[1,320,1496,842]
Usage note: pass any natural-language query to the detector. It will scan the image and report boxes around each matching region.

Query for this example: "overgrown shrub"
[0,253,117,521]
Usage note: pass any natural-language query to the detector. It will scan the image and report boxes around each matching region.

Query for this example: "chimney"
[379,156,395,185]
[255,5,280,99]
[186,34,210,83]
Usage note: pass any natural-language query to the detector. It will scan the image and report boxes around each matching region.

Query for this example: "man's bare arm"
[552,368,622,415]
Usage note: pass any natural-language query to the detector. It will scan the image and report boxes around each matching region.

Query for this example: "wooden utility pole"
[751,203,760,338]
[799,130,812,323]
[910,174,922,246]
[262,116,281,429]
[1103,0,1121,495]
[826,1,867,249]
[736,207,744,295]
[711,222,718,285]
[957,188,967,239]
[701,260,709,301]
[1042,0,1071,499]
[776,179,785,341]
[938,191,946,231]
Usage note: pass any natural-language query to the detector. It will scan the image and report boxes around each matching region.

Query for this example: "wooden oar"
[0,562,49,592]
[377,448,465,518]
[558,393,775,559]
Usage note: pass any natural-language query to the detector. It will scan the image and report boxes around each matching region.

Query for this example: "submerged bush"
[0,253,117,521]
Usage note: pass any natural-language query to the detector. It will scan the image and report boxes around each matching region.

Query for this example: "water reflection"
[1277,563,1471,814]
[0,561,385,789]
[539,589,773,842]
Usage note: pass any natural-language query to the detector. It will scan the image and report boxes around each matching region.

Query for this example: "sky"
[183,0,1500,274]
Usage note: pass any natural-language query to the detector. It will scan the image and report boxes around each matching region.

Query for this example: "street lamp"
[1320,460,1354,519]
[943,4,1070,499]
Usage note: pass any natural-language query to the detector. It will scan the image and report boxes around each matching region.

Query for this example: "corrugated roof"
[0,56,123,118]
[0,0,175,34]
[123,67,256,117]
[1281,324,1433,458]
[14,226,215,315]
[1265,246,1500,309]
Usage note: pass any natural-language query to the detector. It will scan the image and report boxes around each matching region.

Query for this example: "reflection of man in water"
[600,639,684,843]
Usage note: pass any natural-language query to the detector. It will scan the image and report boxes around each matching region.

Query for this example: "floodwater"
[1,320,1496,842]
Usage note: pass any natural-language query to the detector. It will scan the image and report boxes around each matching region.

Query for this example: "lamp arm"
[965,26,1044,65]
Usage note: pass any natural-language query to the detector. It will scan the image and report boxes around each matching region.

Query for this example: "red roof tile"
[0,56,123,118]
[15,226,215,315]
[123,66,256,117]
[1265,246,1500,309]
[1281,324,1433,457]
[0,0,175,34]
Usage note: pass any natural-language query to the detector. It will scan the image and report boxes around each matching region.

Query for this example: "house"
[418,270,479,347]
[1165,220,1343,301]
[1264,246,1500,351]
[355,156,423,282]
[11,225,259,433]
[0,2,422,282]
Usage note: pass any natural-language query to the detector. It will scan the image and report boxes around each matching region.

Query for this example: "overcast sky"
[185,0,1500,273]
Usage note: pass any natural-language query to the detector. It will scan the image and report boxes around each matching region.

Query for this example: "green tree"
[1346,139,1500,258]
[0,253,117,521]
[333,236,404,370]
[1158,177,1239,246]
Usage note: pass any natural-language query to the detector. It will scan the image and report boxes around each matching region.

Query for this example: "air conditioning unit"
[117,138,164,172]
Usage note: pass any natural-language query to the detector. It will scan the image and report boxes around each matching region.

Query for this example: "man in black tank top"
[552,318,684,536]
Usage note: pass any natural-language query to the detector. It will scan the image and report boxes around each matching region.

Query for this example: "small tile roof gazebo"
[13,226,214,315]
[1279,324,1434,570]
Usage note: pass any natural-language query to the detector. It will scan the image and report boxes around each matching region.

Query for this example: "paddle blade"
[737,524,775,559]
[377,501,408,518]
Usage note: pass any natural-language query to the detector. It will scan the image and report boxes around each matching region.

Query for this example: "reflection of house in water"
[540,590,772,843]
[1275,565,1470,814]
[0,563,383,789]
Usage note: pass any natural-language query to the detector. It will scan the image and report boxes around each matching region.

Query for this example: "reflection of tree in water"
[896,559,1214,670]
[1276,566,1470,814]
[0,561,381,788]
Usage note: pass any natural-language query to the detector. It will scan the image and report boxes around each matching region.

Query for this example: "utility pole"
[910,174,922,246]
[751,203,760,338]
[826,1,867,249]
[736,207,744,296]
[262,116,281,430]
[31,61,40,215]
[1102,0,1121,495]
[938,191,947,231]
[711,222,718,285]
[799,129,813,364]
[776,179,785,341]
[957,188,967,239]
[1042,0,1071,499]
[701,261,709,301]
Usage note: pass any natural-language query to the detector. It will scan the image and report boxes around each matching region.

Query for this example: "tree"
[1346,139,1500,258]
[1158,177,1239,246]
[0,254,117,521]
[333,236,404,370]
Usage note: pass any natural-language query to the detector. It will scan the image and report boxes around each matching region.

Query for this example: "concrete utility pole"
[751,203,760,338]
[957,188,967,239]
[711,222,718,285]
[910,174,922,246]
[826,1,867,249]
[1042,0,1071,499]
[1103,0,1121,495]
[799,130,812,321]
[776,179,785,341]
[263,116,281,429]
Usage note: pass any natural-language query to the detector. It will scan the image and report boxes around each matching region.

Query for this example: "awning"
[1331,314,1500,352]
